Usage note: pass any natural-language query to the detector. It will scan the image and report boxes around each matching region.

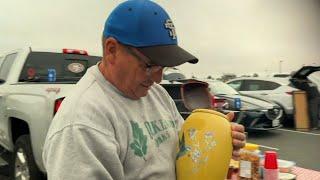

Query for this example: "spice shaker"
[239,143,261,180]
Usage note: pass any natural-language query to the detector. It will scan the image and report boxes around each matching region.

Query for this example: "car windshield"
[19,52,101,83]
[209,81,239,95]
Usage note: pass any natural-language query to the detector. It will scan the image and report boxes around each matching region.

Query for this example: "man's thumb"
[226,112,235,122]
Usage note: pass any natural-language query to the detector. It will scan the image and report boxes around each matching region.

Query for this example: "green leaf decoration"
[130,121,148,161]
[176,132,191,160]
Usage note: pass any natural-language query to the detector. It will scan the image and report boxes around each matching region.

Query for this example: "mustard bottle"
[176,109,233,180]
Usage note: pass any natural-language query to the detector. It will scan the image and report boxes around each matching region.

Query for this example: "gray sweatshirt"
[42,64,184,180]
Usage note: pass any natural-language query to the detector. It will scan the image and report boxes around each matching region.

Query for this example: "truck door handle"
[260,93,268,95]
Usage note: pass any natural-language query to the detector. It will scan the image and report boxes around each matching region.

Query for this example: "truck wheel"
[11,135,43,180]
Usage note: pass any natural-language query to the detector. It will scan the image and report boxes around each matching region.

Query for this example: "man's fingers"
[232,150,241,160]
[232,131,246,142]
[233,139,246,150]
[231,123,245,133]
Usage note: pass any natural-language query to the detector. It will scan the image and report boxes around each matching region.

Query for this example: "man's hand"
[227,112,246,160]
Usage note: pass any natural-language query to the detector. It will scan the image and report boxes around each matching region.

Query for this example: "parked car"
[207,80,283,130]
[162,67,186,82]
[226,77,298,122]
[290,66,320,94]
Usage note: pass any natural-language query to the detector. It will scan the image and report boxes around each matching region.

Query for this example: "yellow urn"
[176,109,233,180]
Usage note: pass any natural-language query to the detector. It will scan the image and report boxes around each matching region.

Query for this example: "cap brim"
[137,45,198,67]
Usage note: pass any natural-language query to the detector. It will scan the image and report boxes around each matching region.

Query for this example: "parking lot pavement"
[248,128,320,171]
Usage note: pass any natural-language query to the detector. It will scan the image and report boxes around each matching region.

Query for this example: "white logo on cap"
[164,19,177,40]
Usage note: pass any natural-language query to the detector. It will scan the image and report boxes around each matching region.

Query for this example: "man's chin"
[129,89,149,100]
[137,91,149,98]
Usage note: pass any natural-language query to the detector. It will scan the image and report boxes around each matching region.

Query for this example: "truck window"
[0,53,18,81]
[19,52,101,83]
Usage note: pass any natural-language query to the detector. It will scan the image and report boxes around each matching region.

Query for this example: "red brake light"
[63,48,88,55]
[54,98,65,115]
[211,95,228,109]
[211,95,216,108]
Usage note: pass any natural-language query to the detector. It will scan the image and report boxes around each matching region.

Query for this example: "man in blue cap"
[43,0,246,179]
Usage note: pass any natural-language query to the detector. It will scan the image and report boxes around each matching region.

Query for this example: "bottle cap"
[264,151,278,169]
[243,143,259,151]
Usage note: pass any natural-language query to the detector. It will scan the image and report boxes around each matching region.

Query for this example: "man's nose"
[150,68,163,84]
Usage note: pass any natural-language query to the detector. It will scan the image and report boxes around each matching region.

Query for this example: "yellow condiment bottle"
[176,109,233,180]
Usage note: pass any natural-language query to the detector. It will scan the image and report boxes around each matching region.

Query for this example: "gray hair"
[102,36,107,57]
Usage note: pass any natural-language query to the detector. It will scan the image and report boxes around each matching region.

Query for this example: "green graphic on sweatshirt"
[130,121,148,161]
[176,132,191,160]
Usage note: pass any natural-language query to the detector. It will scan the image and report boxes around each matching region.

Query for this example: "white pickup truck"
[0,47,101,179]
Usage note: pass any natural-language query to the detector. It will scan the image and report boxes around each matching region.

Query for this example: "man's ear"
[103,37,119,64]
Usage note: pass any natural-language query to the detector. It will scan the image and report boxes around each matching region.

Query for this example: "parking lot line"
[277,128,320,136]
[259,145,280,151]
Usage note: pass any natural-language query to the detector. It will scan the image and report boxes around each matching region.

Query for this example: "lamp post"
[279,60,283,73]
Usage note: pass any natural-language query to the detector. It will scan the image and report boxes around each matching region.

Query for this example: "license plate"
[272,119,280,127]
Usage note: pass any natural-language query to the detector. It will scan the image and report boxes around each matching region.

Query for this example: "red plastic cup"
[264,151,278,169]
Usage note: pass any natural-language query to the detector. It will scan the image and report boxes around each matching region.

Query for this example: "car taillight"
[286,91,293,95]
[54,98,65,115]
[211,95,228,109]
[63,48,88,55]
[211,95,216,107]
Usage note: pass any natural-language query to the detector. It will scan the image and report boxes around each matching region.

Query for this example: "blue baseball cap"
[103,0,198,67]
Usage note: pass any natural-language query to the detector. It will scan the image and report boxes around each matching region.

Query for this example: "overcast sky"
[1,0,319,78]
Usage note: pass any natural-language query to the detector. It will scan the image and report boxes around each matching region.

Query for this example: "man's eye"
[145,64,153,68]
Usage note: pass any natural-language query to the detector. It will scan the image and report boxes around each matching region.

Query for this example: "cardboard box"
[293,91,310,131]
